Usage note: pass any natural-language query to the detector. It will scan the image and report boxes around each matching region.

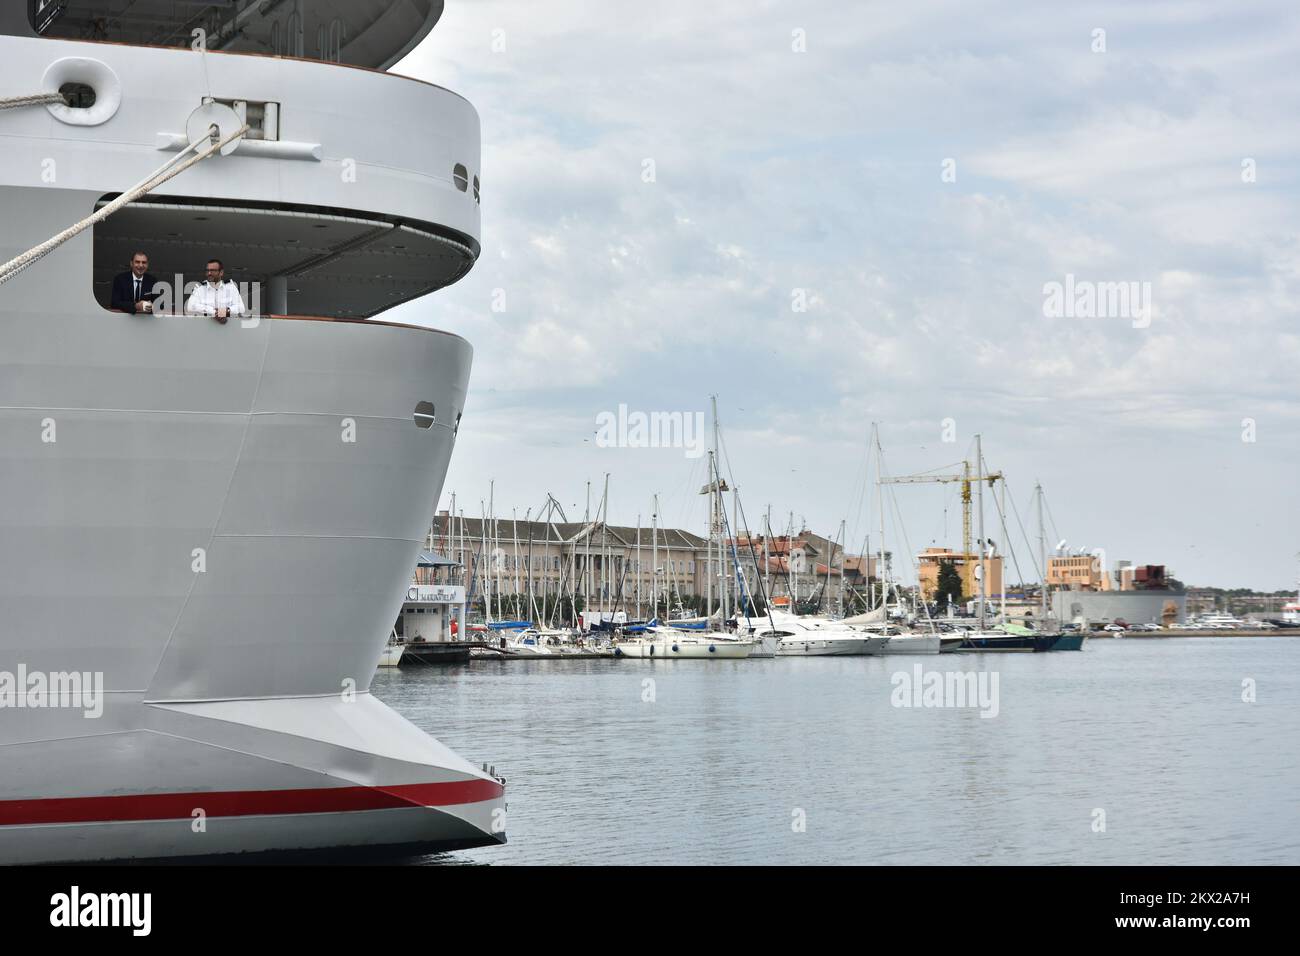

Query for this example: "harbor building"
[731,533,879,609]
[430,513,708,613]
[1047,554,1109,590]
[1049,561,1186,625]
[427,514,882,617]
[917,547,1004,602]
[399,551,467,642]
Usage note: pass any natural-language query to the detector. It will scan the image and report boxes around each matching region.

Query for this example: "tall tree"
[936,559,965,610]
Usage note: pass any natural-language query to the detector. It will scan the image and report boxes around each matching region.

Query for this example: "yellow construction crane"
[880,461,1002,560]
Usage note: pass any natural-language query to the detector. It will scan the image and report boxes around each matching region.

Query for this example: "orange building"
[1047,555,1109,590]
[917,547,1004,600]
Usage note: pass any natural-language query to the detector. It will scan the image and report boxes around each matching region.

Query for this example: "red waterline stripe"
[0,779,504,827]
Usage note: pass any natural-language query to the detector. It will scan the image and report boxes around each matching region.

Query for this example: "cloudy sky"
[390,0,1300,591]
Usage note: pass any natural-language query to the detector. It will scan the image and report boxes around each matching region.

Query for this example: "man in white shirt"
[185,258,246,324]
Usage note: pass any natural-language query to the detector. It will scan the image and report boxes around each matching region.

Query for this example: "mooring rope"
[0,121,249,287]
[0,92,67,110]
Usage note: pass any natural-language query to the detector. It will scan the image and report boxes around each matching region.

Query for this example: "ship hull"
[0,695,504,863]
[0,301,504,862]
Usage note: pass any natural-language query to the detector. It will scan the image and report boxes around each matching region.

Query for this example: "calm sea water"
[370,637,1300,865]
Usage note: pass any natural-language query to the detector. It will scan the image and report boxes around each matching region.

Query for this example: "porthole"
[472,174,480,204]
[414,401,435,429]
[453,164,468,192]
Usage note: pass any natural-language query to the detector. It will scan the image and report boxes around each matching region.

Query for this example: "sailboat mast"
[1037,482,1049,619]
[601,473,610,618]
[838,519,846,617]
[711,395,724,625]
[763,505,771,602]
[823,523,833,612]
[651,495,659,620]
[480,498,490,623]
[875,423,886,611]
[449,488,456,565]
[512,509,521,615]
[457,504,467,632]
[732,486,739,618]
[540,498,550,626]
[583,480,591,621]
[488,480,498,621]
[975,435,986,629]
[787,511,795,609]
[998,480,1007,624]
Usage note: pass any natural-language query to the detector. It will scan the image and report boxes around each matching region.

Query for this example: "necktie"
[134,278,141,300]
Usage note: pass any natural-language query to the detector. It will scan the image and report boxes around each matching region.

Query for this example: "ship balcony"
[8,1,445,72]
[0,24,481,309]
[92,196,473,318]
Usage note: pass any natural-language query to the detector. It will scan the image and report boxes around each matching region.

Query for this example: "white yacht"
[757,612,889,656]
[0,1,505,862]
[613,628,754,659]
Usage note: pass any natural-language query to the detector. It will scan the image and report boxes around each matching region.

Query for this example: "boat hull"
[775,636,887,656]
[877,634,941,654]
[0,695,505,863]
[956,632,1062,652]
[0,302,504,861]
[613,638,753,659]
[1047,633,1085,651]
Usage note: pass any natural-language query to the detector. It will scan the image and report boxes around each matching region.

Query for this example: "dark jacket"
[110,271,159,313]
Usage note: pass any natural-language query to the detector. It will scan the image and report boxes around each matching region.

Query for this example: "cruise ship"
[0,1,505,862]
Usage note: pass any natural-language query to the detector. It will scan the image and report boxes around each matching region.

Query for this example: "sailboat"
[950,439,1064,652]
[846,425,943,653]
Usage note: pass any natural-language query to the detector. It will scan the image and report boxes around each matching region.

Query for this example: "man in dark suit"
[110,251,159,314]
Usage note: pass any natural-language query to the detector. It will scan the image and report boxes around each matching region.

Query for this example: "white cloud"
[386,0,1300,589]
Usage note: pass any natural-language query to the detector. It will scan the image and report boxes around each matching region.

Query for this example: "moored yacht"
[758,613,888,656]
[0,1,505,862]
[614,628,754,659]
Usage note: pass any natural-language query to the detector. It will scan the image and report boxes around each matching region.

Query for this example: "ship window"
[453,164,469,192]
[59,82,95,109]
[473,175,480,204]
[414,401,436,429]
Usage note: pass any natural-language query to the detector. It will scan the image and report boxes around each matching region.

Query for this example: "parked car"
[1103,623,1127,633]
